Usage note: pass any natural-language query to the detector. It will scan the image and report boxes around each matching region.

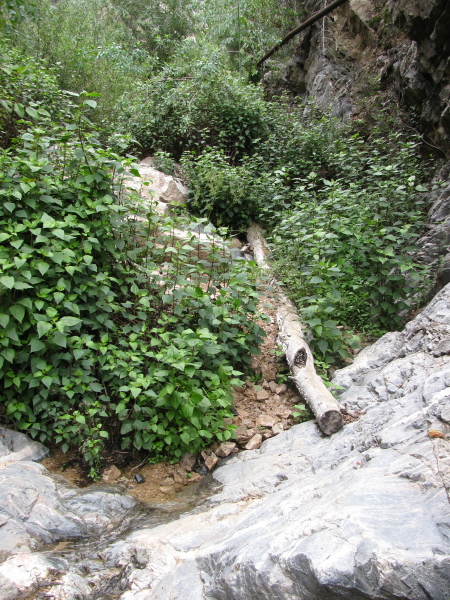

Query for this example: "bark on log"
[247,223,343,436]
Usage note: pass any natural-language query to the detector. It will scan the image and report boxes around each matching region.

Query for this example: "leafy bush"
[183,149,255,231]
[118,41,269,160]
[183,103,431,365]
[0,64,264,475]
[0,43,77,149]
[9,0,152,126]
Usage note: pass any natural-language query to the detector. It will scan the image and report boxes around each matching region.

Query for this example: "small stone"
[262,380,271,389]
[272,394,281,403]
[102,465,121,483]
[223,417,233,425]
[262,430,273,440]
[256,389,270,402]
[205,453,219,471]
[235,426,256,446]
[232,417,242,425]
[187,473,202,483]
[272,422,284,435]
[159,486,172,494]
[440,407,450,423]
[201,451,210,461]
[245,434,263,450]
[269,381,278,393]
[216,442,237,458]
[256,415,277,428]
[134,474,145,484]
[275,384,287,395]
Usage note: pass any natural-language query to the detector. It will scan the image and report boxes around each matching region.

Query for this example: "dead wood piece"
[247,223,343,436]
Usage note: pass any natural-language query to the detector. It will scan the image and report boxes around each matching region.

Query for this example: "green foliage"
[269,131,430,364]
[118,41,268,160]
[184,103,431,365]
[9,0,152,125]
[292,402,313,423]
[0,61,264,473]
[0,43,77,149]
[183,149,255,231]
[199,0,304,75]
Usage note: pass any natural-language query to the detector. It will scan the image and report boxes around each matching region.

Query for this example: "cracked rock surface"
[0,428,136,599]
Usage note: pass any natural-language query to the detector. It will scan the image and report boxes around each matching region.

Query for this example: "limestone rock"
[272,422,284,435]
[275,383,287,395]
[205,453,219,471]
[74,283,450,600]
[126,160,188,211]
[235,426,255,447]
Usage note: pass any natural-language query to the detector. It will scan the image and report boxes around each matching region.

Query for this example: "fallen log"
[247,223,343,436]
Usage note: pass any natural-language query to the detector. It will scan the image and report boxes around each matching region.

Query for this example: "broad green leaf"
[57,316,82,329]
[0,276,14,289]
[10,305,25,323]
[25,106,39,119]
[30,339,46,353]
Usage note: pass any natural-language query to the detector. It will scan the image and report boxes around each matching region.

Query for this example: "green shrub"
[10,0,152,126]
[0,43,77,149]
[118,41,269,160]
[0,67,264,475]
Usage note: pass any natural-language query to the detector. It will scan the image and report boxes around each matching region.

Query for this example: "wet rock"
[173,470,186,484]
[0,428,49,465]
[133,473,145,484]
[0,448,136,562]
[102,465,121,483]
[244,434,263,450]
[256,415,277,428]
[215,442,237,458]
[192,462,208,477]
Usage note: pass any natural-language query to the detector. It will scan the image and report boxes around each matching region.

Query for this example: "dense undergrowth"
[0,0,438,471]
[0,41,263,475]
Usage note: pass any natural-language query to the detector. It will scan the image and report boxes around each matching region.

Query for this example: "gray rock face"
[0,430,136,599]
[277,0,450,153]
[41,283,449,600]
[0,427,50,465]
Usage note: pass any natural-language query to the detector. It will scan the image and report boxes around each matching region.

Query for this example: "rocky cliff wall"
[269,0,450,154]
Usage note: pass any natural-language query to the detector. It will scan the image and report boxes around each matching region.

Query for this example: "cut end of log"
[294,348,307,367]
[317,410,344,436]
